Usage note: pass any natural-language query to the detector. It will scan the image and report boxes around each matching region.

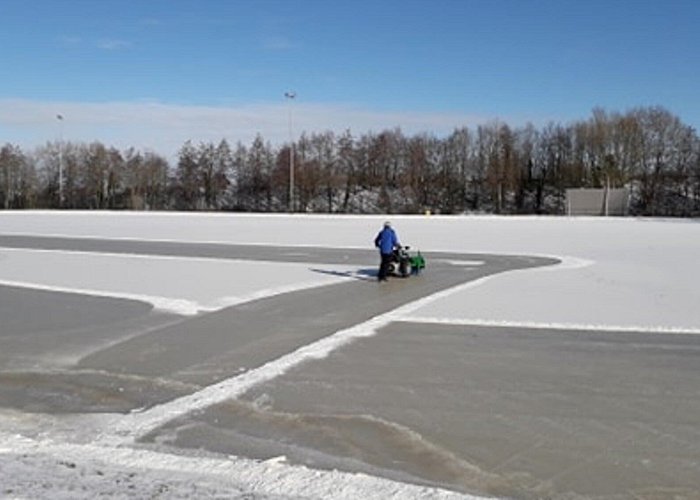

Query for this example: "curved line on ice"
[0,279,199,316]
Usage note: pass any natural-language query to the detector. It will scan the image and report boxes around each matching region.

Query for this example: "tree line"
[2,106,699,216]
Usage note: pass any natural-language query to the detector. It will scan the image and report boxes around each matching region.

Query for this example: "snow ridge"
[0,432,476,500]
[402,317,700,335]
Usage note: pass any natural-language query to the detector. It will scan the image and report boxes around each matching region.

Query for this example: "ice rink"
[1,212,699,499]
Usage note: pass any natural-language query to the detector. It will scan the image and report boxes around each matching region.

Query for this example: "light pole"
[284,91,296,212]
[56,114,64,207]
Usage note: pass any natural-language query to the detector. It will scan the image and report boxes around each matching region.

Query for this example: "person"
[374,221,400,282]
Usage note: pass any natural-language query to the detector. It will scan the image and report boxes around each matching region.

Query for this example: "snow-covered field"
[1,211,699,499]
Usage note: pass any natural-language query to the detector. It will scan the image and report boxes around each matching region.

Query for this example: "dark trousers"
[378,252,393,281]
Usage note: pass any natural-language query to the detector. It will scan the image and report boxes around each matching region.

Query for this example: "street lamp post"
[56,114,64,207]
[284,91,296,212]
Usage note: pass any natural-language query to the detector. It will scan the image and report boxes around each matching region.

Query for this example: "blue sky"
[1,0,698,158]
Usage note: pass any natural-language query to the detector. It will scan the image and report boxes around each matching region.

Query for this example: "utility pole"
[604,173,610,216]
[284,91,296,212]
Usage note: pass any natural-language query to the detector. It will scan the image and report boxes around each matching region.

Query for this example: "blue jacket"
[375,227,399,255]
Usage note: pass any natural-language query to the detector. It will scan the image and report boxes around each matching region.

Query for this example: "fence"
[566,188,630,216]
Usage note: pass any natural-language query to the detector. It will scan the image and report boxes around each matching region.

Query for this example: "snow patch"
[402,317,700,335]
[0,431,479,500]
[440,260,485,267]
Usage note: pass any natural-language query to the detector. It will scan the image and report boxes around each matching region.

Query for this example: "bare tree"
[443,127,474,213]
[174,141,199,210]
[240,135,275,211]
[124,150,169,210]
[195,141,230,210]
[337,130,358,213]
[312,131,340,212]
[0,144,35,209]
[80,142,122,209]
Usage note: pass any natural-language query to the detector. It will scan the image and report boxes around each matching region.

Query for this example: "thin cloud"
[137,18,163,27]
[0,98,503,161]
[261,36,298,51]
[97,39,132,50]
[58,35,82,47]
